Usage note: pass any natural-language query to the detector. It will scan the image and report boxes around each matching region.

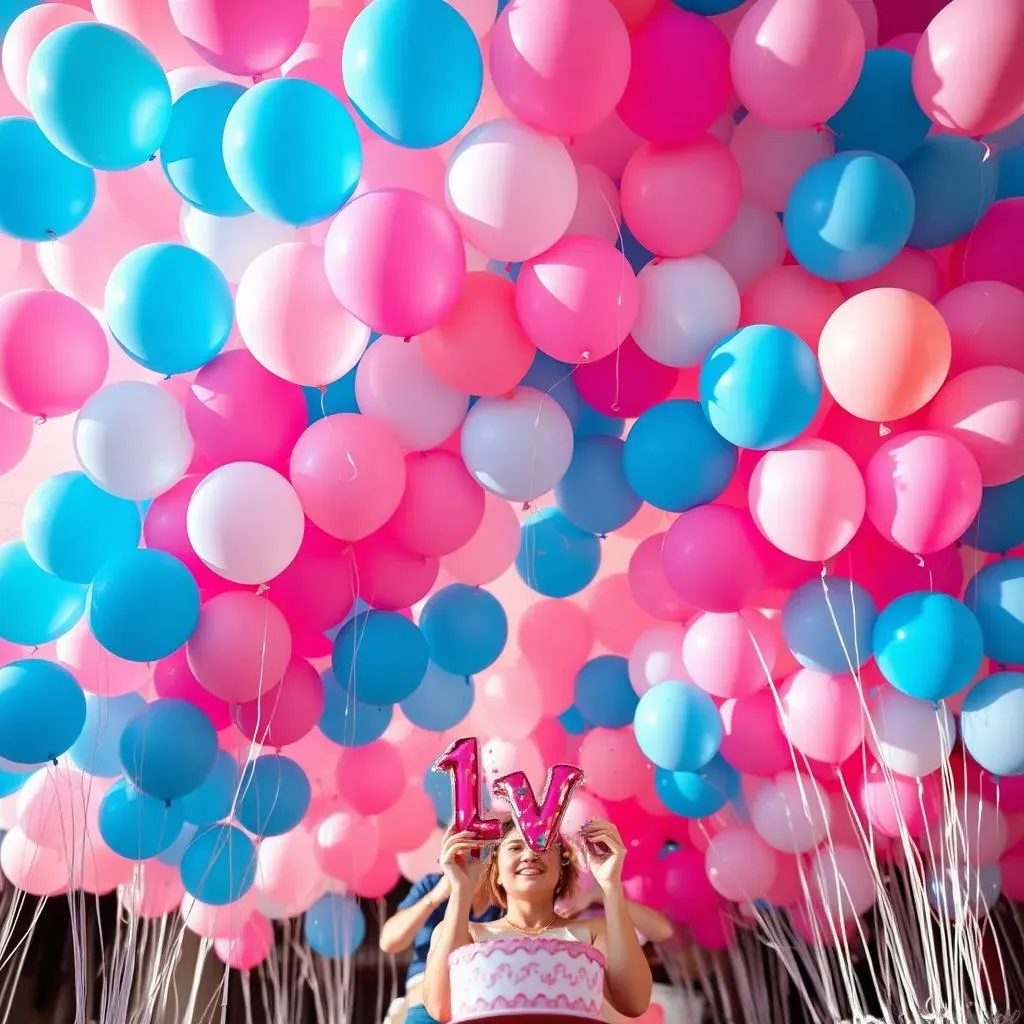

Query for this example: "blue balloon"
[558,707,586,735]
[332,610,429,704]
[236,755,311,838]
[319,671,393,747]
[223,78,362,226]
[962,477,1024,554]
[98,778,183,860]
[120,698,218,801]
[0,116,95,240]
[105,243,234,374]
[420,584,508,676]
[656,755,739,819]
[901,136,998,250]
[670,0,744,10]
[555,436,642,535]
[616,220,654,275]
[700,326,822,450]
[180,823,257,906]
[520,352,582,428]
[784,151,915,282]
[424,765,453,825]
[575,655,638,729]
[623,400,738,512]
[0,659,85,765]
[23,471,141,584]
[960,671,1024,777]
[88,549,200,662]
[27,23,171,170]
[305,893,366,958]
[926,862,1002,918]
[996,147,1024,200]
[0,767,29,799]
[516,509,601,598]
[633,680,721,772]
[401,662,474,731]
[0,541,85,645]
[782,577,877,674]
[342,0,482,149]
[68,691,146,778]
[872,592,984,703]
[965,557,1024,665]
[828,50,931,163]
[160,83,250,216]
[575,403,625,440]
[180,751,240,826]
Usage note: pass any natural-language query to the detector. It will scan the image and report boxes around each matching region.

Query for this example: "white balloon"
[461,387,574,503]
[355,336,469,451]
[807,843,876,920]
[74,381,194,501]
[180,206,297,284]
[867,688,956,778]
[750,772,830,853]
[186,462,305,585]
[704,200,787,292]
[631,256,740,368]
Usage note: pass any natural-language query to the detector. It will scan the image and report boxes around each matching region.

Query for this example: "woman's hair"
[486,817,578,909]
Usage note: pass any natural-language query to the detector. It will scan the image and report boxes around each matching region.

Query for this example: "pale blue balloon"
[69,691,146,778]
[960,671,1024,778]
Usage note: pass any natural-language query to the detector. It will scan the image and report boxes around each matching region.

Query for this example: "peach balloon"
[818,289,952,422]
[578,727,647,802]
[938,282,1024,377]
[518,598,594,682]
[740,266,843,351]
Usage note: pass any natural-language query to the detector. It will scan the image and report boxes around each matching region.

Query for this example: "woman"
[423,818,653,1023]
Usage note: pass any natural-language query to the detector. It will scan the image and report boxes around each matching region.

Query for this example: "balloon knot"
[610,402,620,413]
[148,153,156,162]
[33,416,47,426]
[46,229,57,241]
[252,73,264,84]
[956,539,964,548]
[51,757,59,767]
[579,350,592,362]
[403,336,411,344]
[319,384,328,394]
[504,262,512,273]
[163,373,172,381]
[650,256,662,266]
[521,502,532,512]
[981,141,993,163]
[878,423,891,436]
[814,123,836,136]
[255,582,270,596]
[914,554,926,568]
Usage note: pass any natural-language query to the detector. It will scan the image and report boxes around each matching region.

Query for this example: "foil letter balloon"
[492,764,585,853]
[432,737,502,841]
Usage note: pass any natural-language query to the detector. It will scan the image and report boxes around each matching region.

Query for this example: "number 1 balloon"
[431,736,501,842]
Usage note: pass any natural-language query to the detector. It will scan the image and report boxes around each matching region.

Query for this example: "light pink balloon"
[567,164,621,245]
[628,533,694,623]
[187,592,293,702]
[586,573,661,656]
[17,766,100,848]
[290,413,406,541]
[237,242,370,388]
[628,625,687,695]
[214,911,273,970]
[441,492,521,585]
[705,826,777,902]
[807,843,875,919]
[483,737,544,808]
[490,0,630,136]
[124,861,185,918]
[0,290,108,419]
[927,367,1024,486]
[843,248,943,304]
[315,810,379,886]
[0,828,68,896]
[719,691,793,777]
[233,658,324,747]
[281,8,361,104]
[779,669,865,764]
[109,158,191,242]
[476,662,542,739]
[325,189,467,338]
[749,440,866,562]
[182,892,257,939]
[154,648,232,730]
[865,430,983,555]
[335,742,405,816]
[704,200,786,292]
[731,0,865,130]
[857,760,940,839]
[397,826,444,882]
[740,265,843,347]
[2,4,92,109]
[70,835,133,895]
[682,610,777,699]
[352,526,439,611]
[567,112,642,182]
[254,827,322,916]
[750,772,830,853]
[56,618,151,697]
[938,281,1024,377]
[374,787,435,854]
[911,0,1024,138]
[354,137,446,206]
[578,727,647,802]
[620,135,741,257]
[93,0,196,67]
[0,402,32,476]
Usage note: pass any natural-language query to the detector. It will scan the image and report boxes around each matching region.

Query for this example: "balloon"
[751,773,830,853]
[419,584,507,676]
[0,660,84,765]
[73,381,194,502]
[1,828,69,896]
[842,245,942,302]
[68,691,145,778]
[807,842,875,920]
[730,0,865,130]
[818,289,950,421]
[169,0,308,76]
[180,824,256,905]
[98,778,183,860]
[445,119,578,263]
[620,135,741,257]
[952,197,1024,293]
[515,509,600,598]
[400,662,474,731]
[705,825,777,902]
[867,687,955,777]
[926,864,1002,921]
[443,493,521,585]
[616,5,730,144]
[319,672,394,747]
[215,912,274,971]
[315,809,380,883]
[223,80,362,226]
[911,0,1024,138]
[575,655,638,729]
[703,199,787,293]
[964,477,1024,555]
[628,536,692,622]
[683,609,777,700]
[865,431,982,555]
[233,658,323,748]
[633,680,721,772]
[305,892,366,958]
[572,341,676,425]
[965,559,1024,665]
[782,577,877,674]
[332,610,428,704]
[554,436,640,536]
[27,23,170,170]
[235,754,310,838]
[960,672,1024,778]
[779,668,864,764]
[2,4,91,110]
[0,402,31,476]
[181,205,298,286]
[337,741,405,816]
[324,188,466,337]
[519,351,582,426]
[0,116,95,240]
[176,750,238,827]
[352,527,439,611]
[827,49,930,162]
[0,541,85,646]
[565,164,621,246]
[939,281,1024,378]
[655,756,737,819]
[784,153,915,281]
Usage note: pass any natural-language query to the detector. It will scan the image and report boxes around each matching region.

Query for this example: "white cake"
[449,936,606,1021]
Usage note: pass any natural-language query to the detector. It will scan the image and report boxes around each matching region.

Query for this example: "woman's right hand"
[439,829,489,894]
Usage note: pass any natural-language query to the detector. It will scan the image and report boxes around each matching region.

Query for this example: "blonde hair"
[486,818,578,909]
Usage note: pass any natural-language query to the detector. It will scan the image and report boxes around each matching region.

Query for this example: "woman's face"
[496,829,563,901]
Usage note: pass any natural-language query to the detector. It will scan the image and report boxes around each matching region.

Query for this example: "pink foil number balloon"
[432,737,501,842]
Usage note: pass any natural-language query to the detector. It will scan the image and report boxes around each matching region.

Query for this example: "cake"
[449,936,606,1021]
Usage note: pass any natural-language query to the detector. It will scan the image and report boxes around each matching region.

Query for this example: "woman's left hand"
[579,819,626,891]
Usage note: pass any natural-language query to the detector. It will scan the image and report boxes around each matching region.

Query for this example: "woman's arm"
[379,877,450,954]
[623,901,673,944]
[422,892,474,1022]
[593,889,655,1018]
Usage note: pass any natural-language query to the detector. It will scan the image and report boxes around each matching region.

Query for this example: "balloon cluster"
[1,0,1024,972]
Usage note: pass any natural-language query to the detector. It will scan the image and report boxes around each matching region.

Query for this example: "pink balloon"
[683,609,777,699]
[253,828,322,916]
[324,189,466,338]
[374,786,435,853]
[911,0,1024,137]
[705,826,777,902]
[17,767,100,848]
[2,4,92,109]
[865,430,983,555]
[125,861,185,918]
[616,5,730,144]
[567,111,642,182]
[56,618,150,698]
[154,648,232,730]
[70,836,133,895]
[92,0,196,67]
[315,810,379,885]
[335,741,405,815]
[620,135,741,257]
[182,892,257,940]
[104,160,183,243]
[282,8,361,103]
[352,850,402,899]
[586,573,661,655]
[940,282,1024,377]
[749,440,866,562]
[740,265,843,349]
[628,533,693,622]
[233,658,324,747]
[290,413,406,541]
[731,0,865,130]
[169,0,309,75]
[578,727,647,802]
[952,199,1024,293]
[490,0,630,136]
[571,336,677,418]
[857,760,941,839]
[0,290,108,418]
[187,592,293,702]
[0,828,68,896]
[518,598,593,686]
[843,248,943,303]
[884,32,920,54]
[816,402,929,472]
[397,826,444,882]
[779,668,865,764]
[720,691,793,777]
[442,492,521,585]
[661,847,719,924]
[352,526,439,610]
[662,506,765,613]
[476,663,542,738]
[214,912,273,971]
[704,200,786,293]
[628,625,686,696]
[567,164,621,245]
[0,400,32,476]
[927,367,1024,486]
[352,142,446,208]
[516,235,638,364]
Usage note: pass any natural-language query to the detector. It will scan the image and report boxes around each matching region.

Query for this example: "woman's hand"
[439,829,489,895]
[580,820,627,892]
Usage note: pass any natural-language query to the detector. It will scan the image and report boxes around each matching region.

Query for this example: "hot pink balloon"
[616,5,730,144]
[567,112,642,182]
[187,592,293,702]
[628,533,693,622]
[315,810,379,886]
[740,265,843,348]
[2,3,92,109]
[324,189,466,338]
[779,668,865,764]
[336,741,406,816]
[0,828,68,896]
[352,526,439,611]
[442,493,521,585]
[233,658,324,747]
[214,912,273,971]
[719,691,793,777]
[490,0,630,136]
[952,199,1024,293]
[572,337,677,418]
[865,430,983,555]
[620,135,741,257]
[0,290,108,418]
[731,0,865,130]
[154,648,232,730]
[940,281,1024,377]
[56,618,150,698]
[683,609,778,699]
[705,826,777,902]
